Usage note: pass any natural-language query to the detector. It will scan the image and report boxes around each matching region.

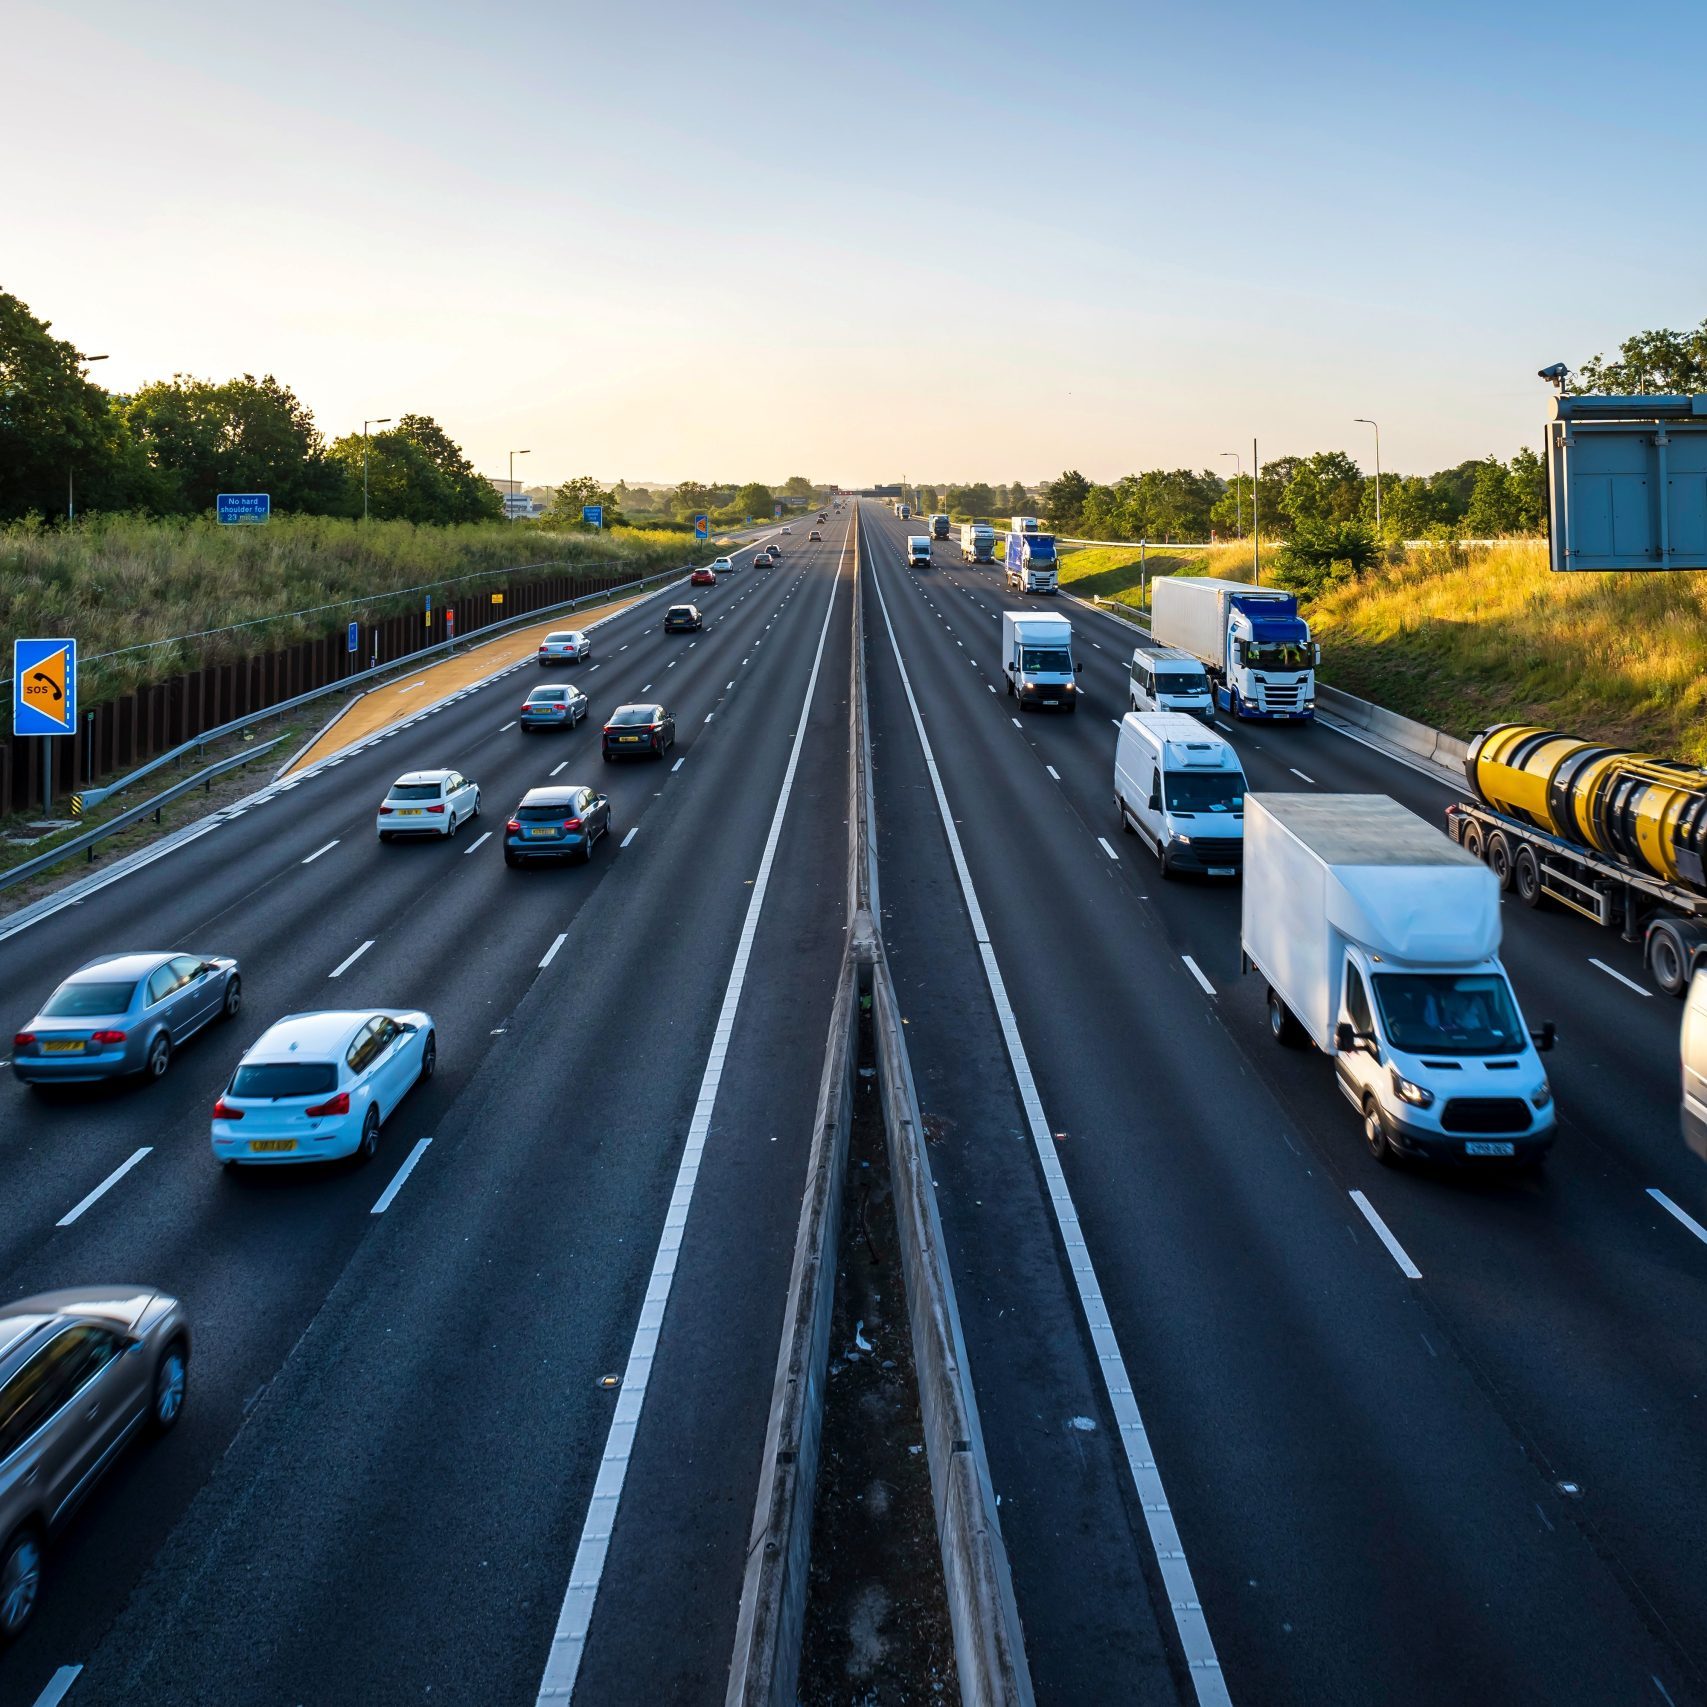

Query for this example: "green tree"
[1578,318,1707,393]
[1040,469,1091,533]
[1508,447,1546,532]
[1271,519,1380,596]
[551,476,617,524]
[1208,476,1253,538]
[396,414,502,521]
[1006,482,1029,513]
[733,481,775,520]
[1277,450,1366,533]
[945,482,996,520]
[669,480,716,521]
[781,474,815,503]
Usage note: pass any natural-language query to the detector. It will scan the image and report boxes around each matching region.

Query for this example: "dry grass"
[1056,540,1274,607]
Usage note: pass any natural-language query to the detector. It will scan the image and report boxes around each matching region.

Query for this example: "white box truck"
[1242,793,1556,1167]
[907,534,932,568]
[959,522,996,562]
[1113,713,1246,877]
[1151,576,1316,722]
[1000,610,1079,712]
[1010,515,1040,534]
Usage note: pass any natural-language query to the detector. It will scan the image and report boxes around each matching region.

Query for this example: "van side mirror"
[1334,1022,1355,1053]
[1147,787,1161,812]
[1075,662,1084,674]
[1534,1022,1556,1053]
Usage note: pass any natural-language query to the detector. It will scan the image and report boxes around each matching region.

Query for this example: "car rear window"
[667,607,693,618]
[230,1062,338,1098]
[517,803,574,821]
[42,981,136,1016]
[610,706,658,725]
[530,689,568,703]
[545,633,575,644]
[389,783,442,800]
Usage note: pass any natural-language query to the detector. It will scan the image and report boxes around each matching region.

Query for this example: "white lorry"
[1151,576,1316,722]
[907,534,932,568]
[1114,713,1246,877]
[1000,610,1079,712]
[1010,515,1040,534]
[959,522,997,562]
[1243,792,1556,1167]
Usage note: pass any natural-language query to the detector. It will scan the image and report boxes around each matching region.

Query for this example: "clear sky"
[6,0,1703,489]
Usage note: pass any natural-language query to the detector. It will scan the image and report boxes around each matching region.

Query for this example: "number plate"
[1464,1141,1515,1157]
[399,808,423,816]
[620,735,640,743]
[249,1139,297,1153]
[43,1039,85,1053]
[528,827,558,838]
[1042,699,1059,706]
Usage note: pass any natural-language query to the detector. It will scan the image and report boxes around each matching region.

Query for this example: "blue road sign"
[347,621,359,653]
[693,513,710,540]
[216,493,270,524]
[582,504,603,528]
[14,638,77,736]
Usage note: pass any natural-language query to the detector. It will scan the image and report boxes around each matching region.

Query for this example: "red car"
[690,567,717,586]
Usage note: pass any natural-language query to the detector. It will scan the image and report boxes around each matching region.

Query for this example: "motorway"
[1,498,1705,1706]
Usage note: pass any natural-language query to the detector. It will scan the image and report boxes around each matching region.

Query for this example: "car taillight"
[427,803,445,813]
[14,1031,36,1048]
[650,722,663,732]
[564,818,582,831]
[603,724,615,735]
[305,1091,351,1118]
[212,1098,244,1120]
[91,1029,127,1045]
[379,804,393,814]
[507,819,522,832]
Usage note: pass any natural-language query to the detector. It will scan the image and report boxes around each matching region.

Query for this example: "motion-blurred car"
[602,703,676,761]
[752,547,775,567]
[13,952,241,1087]
[809,530,822,541]
[519,683,589,731]
[211,1009,435,1168]
[781,526,792,535]
[664,604,703,633]
[536,630,591,666]
[503,785,612,866]
[690,567,717,587]
[0,1286,190,1645]
[376,769,480,840]
[710,556,734,574]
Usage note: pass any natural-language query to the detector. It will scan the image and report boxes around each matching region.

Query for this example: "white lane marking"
[641,682,652,692]
[671,758,685,772]
[589,663,601,672]
[1648,1188,1707,1246]
[1011,717,1022,728]
[1097,836,1120,860]
[867,548,1231,1705]
[57,1148,151,1227]
[726,681,734,690]
[1215,720,1234,732]
[398,681,426,694]
[1092,642,1102,649]
[704,712,715,723]
[1046,765,1061,779]
[551,761,569,777]
[501,720,518,732]
[1182,955,1216,996]
[371,1138,432,1214]
[1288,768,1317,785]
[328,940,374,979]
[30,1665,83,1707]
[1590,957,1652,997]
[619,644,629,651]
[1110,718,1121,727]
[743,658,750,665]
[301,839,339,864]
[533,549,841,1706]
[540,933,568,968]
[465,831,492,855]
[1350,1190,1423,1279]
[620,827,638,848]
[667,660,678,668]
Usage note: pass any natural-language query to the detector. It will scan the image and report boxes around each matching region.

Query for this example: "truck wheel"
[1362,1096,1396,1166]
[1486,832,1514,891]
[1460,819,1484,861]
[1267,987,1307,1048]
[1513,846,1545,908]
[1647,926,1688,997]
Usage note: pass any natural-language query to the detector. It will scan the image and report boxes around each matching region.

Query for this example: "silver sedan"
[11,951,241,1086]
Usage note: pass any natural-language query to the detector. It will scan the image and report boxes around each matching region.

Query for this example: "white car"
[537,630,590,665]
[781,526,792,534]
[710,557,734,574]
[212,1010,435,1168]
[377,770,480,841]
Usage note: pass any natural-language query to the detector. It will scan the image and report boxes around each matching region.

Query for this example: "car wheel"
[602,751,613,764]
[1268,987,1308,1048]
[504,851,520,868]
[446,812,459,838]
[472,793,481,819]
[355,1106,380,1166]
[222,975,242,1020]
[0,1526,43,1644]
[1362,1096,1395,1166]
[150,1339,188,1435]
[145,1031,171,1081]
[418,1031,437,1083]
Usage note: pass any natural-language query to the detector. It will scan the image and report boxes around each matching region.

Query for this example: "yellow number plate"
[43,1039,85,1053]
[249,1139,297,1153]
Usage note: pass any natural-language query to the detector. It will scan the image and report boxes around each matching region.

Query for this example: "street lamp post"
[508,449,531,517]
[363,417,392,521]
[69,353,108,521]
[1354,417,1382,537]
[1219,451,1242,537]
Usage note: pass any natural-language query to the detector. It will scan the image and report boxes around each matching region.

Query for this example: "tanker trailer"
[1445,723,1707,995]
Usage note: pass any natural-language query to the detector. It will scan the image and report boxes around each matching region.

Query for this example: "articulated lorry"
[1244,792,1556,1168]
[1448,723,1707,995]
[930,513,951,540]
[959,522,996,563]
[1000,611,1079,711]
[1150,576,1316,721]
[1005,531,1058,593]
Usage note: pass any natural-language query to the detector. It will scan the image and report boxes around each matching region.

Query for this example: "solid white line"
[1182,954,1216,996]
[30,1665,83,1707]
[620,827,638,848]
[1350,1190,1423,1279]
[671,758,685,772]
[1046,765,1061,779]
[398,681,426,694]
[500,720,518,732]
[1288,768,1317,785]
[465,831,492,854]
[1590,957,1652,997]
[328,940,373,979]
[1648,1188,1707,1246]
[540,933,568,968]
[301,839,339,864]
[866,547,1231,1706]
[1097,836,1120,860]
[57,1148,151,1227]
[533,548,842,1706]
[550,762,569,777]
[370,1138,432,1214]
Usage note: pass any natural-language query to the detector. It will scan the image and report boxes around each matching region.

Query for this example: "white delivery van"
[1683,968,1707,1163]
[907,535,932,567]
[1129,647,1214,719]
[1243,793,1556,1168]
[1113,713,1245,877]
[1000,611,1079,711]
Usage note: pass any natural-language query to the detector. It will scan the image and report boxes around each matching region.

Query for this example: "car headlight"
[1174,835,1192,845]
[1530,1081,1552,1110]
[1390,1067,1435,1108]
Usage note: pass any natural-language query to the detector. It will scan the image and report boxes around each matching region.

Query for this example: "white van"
[1129,647,1214,720]
[1684,969,1707,1162]
[907,535,932,568]
[1114,712,1246,878]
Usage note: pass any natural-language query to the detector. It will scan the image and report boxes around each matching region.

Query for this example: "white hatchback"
[537,630,590,665]
[710,557,734,574]
[212,1009,435,1167]
[377,770,480,841]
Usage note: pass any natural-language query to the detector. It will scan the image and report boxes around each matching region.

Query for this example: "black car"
[663,604,703,633]
[503,785,611,866]
[602,703,676,761]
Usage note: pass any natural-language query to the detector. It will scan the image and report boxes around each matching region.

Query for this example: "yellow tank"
[1467,725,1707,891]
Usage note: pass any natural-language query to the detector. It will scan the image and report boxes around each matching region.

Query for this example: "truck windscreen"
[1371,973,1525,1056]
[1021,648,1071,674]
[1243,641,1311,671]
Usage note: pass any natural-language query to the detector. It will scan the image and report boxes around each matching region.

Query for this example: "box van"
[1114,713,1246,877]
[1129,647,1214,719]
[907,535,932,568]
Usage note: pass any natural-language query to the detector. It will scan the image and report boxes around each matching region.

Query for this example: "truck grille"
[1261,683,1305,708]
[1440,1098,1531,1134]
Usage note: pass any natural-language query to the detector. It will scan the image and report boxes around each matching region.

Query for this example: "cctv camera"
[1537,362,1569,383]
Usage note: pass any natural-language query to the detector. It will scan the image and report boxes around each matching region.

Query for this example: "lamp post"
[1354,417,1382,537]
[1219,450,1242,537]
[69,353,108,521]
[363,418,392,521]
[509,449,530,517]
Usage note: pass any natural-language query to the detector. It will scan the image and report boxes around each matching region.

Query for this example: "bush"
[1271,520,1380,596]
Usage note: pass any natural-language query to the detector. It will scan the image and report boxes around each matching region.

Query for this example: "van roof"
[1120,712,1241,766]
[1136,647,1203,666]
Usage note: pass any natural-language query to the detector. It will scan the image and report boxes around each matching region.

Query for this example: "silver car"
[11,951,241,1086]
[0,1286,190,1644]
[536,629,590,665]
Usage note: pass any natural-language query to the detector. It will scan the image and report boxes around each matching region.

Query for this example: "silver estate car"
[0,1287,190,1644]
[11,951,241,1086]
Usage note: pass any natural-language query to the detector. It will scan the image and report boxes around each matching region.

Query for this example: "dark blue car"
[503,785,612,866]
